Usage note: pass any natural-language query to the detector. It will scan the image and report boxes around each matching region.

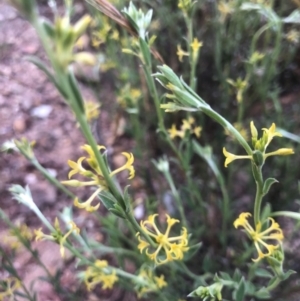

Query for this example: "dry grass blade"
[86,0,164,63]
[86,0,137,36]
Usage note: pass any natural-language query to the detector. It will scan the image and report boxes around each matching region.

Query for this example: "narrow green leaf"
[262,178,278,196]
[235,277,246,301]
[255,268,273,279]
[254,287,271,299]
[67,69,85,113]
[26,56,68,99]
[98,190,116,210]
[139,37,151,66]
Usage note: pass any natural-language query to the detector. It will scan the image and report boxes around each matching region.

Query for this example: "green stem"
[266,277,281,292]
[164,171,187,227]
[32,15,124,204]
[142,64,164,131]
[252,163,264,225]
[201,106,252,155]
[176,261,199,280]
[186,18,196,90]
[125,211,156,248]
[31,157,77,199]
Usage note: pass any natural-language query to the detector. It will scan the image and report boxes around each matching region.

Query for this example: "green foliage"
[2,0,300,300]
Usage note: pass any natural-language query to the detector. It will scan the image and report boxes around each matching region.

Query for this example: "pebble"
[31,105,53,118]
[13,116,27,133]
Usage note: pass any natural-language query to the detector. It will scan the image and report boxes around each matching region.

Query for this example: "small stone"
[25,173,38,185]
[31,105,53,119]
[13,116,27,133]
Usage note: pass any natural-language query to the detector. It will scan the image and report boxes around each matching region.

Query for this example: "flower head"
[62,144,135,212]
[136,214,189,265]
[0,277,21,300]
[176,44,189,62]
[234,213,284,262]
[3,223,33,250]
[84,260,118,291]
[227,77,248,103]
[84,101,101,122]
[34,218,80,258]
[223,121,294,167]
[190,38,203,61]
[134,268,167,298]
[168,117,201,140]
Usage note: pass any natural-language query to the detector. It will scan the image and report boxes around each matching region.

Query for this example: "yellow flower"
[178,0,193,13]
[134,268,167,298]
[227,77,248,103]
[217,2,234,22]
[168,124,184,139]
[286,29,300,44]
[176,44,189,62]
[34,218,80,258]
[111,29,119,40]
[223,147,252,167]
[3,224,33,250]
[62,144,135,212]
[136,214,189,265]
[223,122,294,167]
[234,213,284,262]
[190,38,203,61]
[0,278,21,300]
[84,101,101,122]
[193,126,202,138]
[248,51,265,64]
[84,260,118,291]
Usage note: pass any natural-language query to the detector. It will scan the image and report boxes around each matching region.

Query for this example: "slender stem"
[65,242,139,281]
[125,211,156,248]
[164,171,187,227]
[186,18,196,90]
[0,247,36,301]
[32,15,124,204]
[252,163,264,225]
[75,108,124,203]
[201,106,252,155]
[31,158,77,199]
[266,277,281,292]
[176,261,199,280]
[142,64,164,131]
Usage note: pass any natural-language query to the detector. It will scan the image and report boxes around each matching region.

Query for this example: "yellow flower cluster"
[51,14,95,68]
[178,0,193,14]
[117,84,142,108]
[91,16,119,48]
[137,214,189,265]
[84,101,101,123]
[84,260,118,291]
[0,278,21,300]
[285,29,300,45]
[62,144,135,212]
[35,218,80,258]
[3,223,33,250]
[134,268,167,298]
[168,117,202,140]
[223,122,294,167]
[234,213,284,262]
[217,1,235,22]
[224,122,249,141]
[177,38,203,62]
